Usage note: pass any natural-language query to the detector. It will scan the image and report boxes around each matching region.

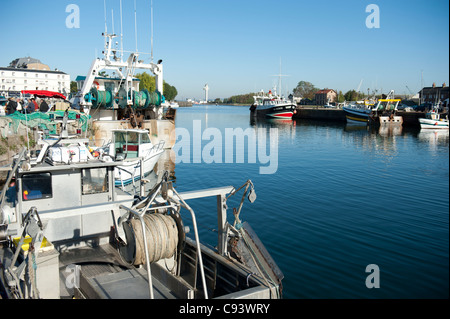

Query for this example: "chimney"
[432,82,436,88]
[443,83,446,88]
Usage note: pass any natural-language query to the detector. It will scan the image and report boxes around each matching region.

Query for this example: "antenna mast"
[134,0,138,52]
[151,0,154,62]
[103,0,108,48]
[272,57,289,96]
[120,0,124,61]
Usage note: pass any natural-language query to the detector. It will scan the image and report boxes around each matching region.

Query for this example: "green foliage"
[70,81,78,93]
[136,72,156,93]
[293,81,319,100]
[337,90,345,103]
[135,73,177,101]
[223,93,255,105]
[343,90,365,101]
[163,81,178,101]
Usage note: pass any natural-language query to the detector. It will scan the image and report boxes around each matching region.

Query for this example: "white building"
[0,57,70,97]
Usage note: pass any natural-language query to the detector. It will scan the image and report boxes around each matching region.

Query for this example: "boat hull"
[342,106,370,124]
[114,149,164,186]
[419,118,449,129]
[251,104,296,119]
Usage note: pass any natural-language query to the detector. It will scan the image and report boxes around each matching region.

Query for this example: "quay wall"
[294,108,346,122]
[293,107,427,127]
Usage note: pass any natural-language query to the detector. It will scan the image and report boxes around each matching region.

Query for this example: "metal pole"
[172,188,209,299]
[119,205,154,299]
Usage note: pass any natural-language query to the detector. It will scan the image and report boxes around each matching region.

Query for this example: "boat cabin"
[3,155,133,244]
[109,129,155,160]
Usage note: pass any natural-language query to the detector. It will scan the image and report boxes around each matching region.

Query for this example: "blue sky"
[0,0,448,100]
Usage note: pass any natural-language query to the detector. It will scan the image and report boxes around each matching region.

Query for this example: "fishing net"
[3,110,91,135]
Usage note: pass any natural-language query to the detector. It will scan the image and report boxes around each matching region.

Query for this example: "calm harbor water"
[164,105,449,299]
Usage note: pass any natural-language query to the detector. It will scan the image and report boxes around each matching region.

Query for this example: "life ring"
[93,81,100,89]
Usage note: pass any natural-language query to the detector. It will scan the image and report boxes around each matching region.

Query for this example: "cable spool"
[116,87,128,109]
[116,89,165,109]
[84,87,113,108]
[120,212,182,266]
[132,89,151,109]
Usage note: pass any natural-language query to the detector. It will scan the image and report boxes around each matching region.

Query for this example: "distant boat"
[250,90,297,119]
[323,101,336,108]
[419,103,449,129]
[98,129,165,186]
[162,101,179,108]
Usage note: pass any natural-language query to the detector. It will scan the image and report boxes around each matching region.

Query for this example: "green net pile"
[4,110,91,135]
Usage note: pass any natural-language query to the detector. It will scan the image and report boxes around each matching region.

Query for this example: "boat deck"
[58,243,184,299]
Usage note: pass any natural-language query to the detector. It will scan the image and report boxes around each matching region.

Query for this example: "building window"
[12,72,15,76]
[36,74,39,77]
[24,73,27,77]
[22,172,52,201]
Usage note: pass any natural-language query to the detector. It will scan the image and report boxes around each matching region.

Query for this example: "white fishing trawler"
[418,103,449,129]
[70,1,175,149]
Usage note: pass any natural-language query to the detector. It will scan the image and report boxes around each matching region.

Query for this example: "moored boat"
[418,104,449,129]
[0,143,283,299]
[98,129,165,186]
[250,90,297,119]
[343,90,403,125]
[342,103,372,124]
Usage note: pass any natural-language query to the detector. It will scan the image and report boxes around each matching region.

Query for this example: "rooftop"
[0,66,67,75]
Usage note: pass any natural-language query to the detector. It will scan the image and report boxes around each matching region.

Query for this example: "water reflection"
[249,116,297,140]
[417,130,450,151]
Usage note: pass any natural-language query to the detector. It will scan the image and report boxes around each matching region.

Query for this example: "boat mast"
[134,0,138,52]
[120,0,124,61]
[272,58,289,97]
[151,0,154,62]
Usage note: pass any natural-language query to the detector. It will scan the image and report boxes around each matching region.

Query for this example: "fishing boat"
[0,143,283,299]
[250,90,297,119]
[343,90,403,125]
[98,129,165,186]
[342,102,372,124]
[418,104,449,129]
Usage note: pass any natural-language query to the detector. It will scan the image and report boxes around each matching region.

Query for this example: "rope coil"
[131,213,178,265]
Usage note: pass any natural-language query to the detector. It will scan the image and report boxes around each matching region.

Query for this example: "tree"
[163,81,178,101]
[293,81,319,100]
[224,93,255,104]
[135,72,156,93]
[70,81,78,93]
[337,90,345,103]
[343,90,366,102]
[132,72,178,100]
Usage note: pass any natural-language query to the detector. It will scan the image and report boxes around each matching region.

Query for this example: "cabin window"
[81,168,109,195]
[22,173,52,201]
[114,131,140,159]
[141,133,151,143]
